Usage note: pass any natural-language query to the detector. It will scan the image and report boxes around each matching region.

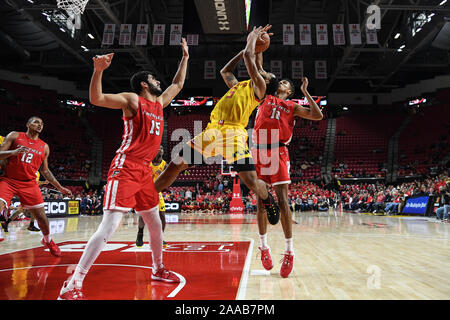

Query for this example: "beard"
[266,77,278,96]
[148,83,163,96]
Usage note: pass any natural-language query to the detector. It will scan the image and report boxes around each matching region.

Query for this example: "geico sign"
[44,201,67,214]
[165,203,180,211]
[229,206,243,211]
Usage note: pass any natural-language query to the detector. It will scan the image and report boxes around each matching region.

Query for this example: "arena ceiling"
[0,0,449,98]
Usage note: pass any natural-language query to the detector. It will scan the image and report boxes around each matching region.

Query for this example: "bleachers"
[397,104,450,176]
[0,81,91,180]
[333,112,405,177]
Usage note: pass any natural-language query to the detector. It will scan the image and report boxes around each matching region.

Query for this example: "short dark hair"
[282,78,295,98]
[130,71,153,94]
[27,116,42,124]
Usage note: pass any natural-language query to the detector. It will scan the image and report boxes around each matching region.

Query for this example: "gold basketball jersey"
[150,159,166,181]
[210,80,261,128]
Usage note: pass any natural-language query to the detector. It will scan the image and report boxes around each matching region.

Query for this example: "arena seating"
[333,111,405,177]
[288,118,327,180]
[397,104,450,176]
[0,81,91,180]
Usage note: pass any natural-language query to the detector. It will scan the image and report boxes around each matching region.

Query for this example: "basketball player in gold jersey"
[136,146,167,247]
[154,25,280,222]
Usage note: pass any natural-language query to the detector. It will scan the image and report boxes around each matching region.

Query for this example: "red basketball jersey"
[5,132,46,181]
[253,95,296,146]
[112,96,164,169]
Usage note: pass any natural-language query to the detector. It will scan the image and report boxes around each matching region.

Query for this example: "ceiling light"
[399,44,405,49]
[394,33,400,39]
[87,33,95,39]
[60,28,66,33]
[439,0,447,5]
[27,0,34,3]
[397,48,403,52]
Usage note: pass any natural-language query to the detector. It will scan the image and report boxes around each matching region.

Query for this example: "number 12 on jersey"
[21,152,33,163]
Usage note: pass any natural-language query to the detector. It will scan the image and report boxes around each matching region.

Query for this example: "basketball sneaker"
[258,247,273,270]
[280,251,294,278]
[136,231,144,247]
[58,281,86,300]
[163,240,168,248]
[151,266,180,283]
[27,225,40,232]
[262,192,280,225]
[41,238,62,257]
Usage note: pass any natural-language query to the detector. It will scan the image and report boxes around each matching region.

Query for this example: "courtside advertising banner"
[12,200,80,217]
[402,195,431,215]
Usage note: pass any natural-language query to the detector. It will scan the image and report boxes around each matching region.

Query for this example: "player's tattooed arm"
[40,144,72,197]
[220,50,244,89]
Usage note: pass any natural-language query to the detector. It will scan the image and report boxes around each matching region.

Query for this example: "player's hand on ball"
[93,53,114,71]
[180,37,189,58]
[301,77,309,93]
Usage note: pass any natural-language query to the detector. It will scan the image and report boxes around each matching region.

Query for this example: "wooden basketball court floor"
[0,209,448,300]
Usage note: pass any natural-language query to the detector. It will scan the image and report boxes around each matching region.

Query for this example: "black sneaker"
[262,192,280,225]
[1,221,9,233]
[136,232,144,247]
[27,225,41,232]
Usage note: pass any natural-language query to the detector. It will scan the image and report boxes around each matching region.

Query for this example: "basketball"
[247,32,270,53]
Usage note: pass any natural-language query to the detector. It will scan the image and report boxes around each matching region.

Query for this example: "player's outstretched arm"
[293,77,323,121]
[158,38,189,108]
[220,50,244,89]
[0,132,29,160]
[89,53,138,111]
[39,144,72,197]
[243,25,272,100]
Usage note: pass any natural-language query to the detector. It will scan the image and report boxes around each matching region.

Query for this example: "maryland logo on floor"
[0,241,250,300]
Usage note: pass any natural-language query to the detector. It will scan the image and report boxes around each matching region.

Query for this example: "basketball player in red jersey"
[58,38,189,300]
[0,117,72,256]
[252,76,323,278]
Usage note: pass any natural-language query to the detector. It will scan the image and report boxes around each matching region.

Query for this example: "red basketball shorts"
[251,146,291,186]
[103,157,159,212]
[0,177,44,209]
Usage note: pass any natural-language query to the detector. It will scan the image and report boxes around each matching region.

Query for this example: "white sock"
[67,210,123,289]
[138,206,163,271]
[259,233,268,250]
[285,238,294,254]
